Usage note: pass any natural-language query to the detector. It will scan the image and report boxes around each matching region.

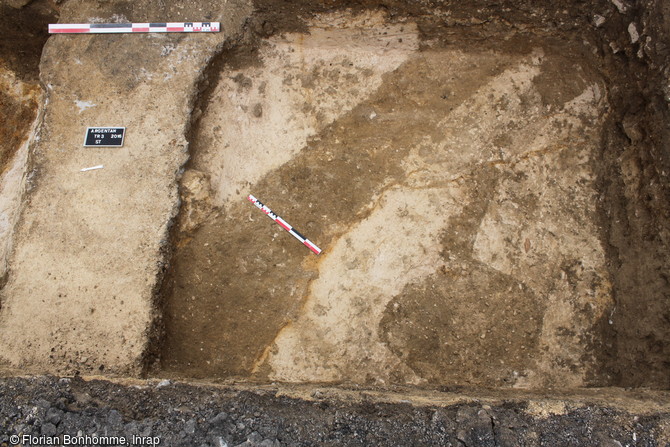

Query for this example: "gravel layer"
[0,376,668,446]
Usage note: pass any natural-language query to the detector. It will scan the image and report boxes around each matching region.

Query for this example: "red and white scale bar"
[248,195,322,255]
[49,22,220,34]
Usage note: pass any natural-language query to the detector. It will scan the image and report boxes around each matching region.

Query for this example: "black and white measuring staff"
[248,194,322,255]
[49,22,220,34]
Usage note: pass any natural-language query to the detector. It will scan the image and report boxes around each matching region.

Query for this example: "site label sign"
[84,127,126,147]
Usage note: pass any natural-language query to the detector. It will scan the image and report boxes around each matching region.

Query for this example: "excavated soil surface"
[0,0,57,286]
[159,8,667,390]
[0,0,56,174]
[0,0,669,444]
[0,0,55,182]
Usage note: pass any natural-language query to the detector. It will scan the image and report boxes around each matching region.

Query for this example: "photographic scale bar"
[248,194,322,255]
[48,22,220,34]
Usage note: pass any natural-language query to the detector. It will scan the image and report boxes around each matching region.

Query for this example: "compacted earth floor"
[162,11,615,390]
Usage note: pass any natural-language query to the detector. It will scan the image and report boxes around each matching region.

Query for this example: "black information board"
[83,127,125,147]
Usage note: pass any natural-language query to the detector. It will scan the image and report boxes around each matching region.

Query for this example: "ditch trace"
[0,0,668,441]
[158,6,669,392]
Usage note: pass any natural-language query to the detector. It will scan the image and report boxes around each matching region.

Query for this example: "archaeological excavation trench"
[157,6,670,391]
[160,17,615,389]
[0,0,669,404]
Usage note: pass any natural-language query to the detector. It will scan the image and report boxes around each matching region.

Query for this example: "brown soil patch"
[0,85,39,175]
